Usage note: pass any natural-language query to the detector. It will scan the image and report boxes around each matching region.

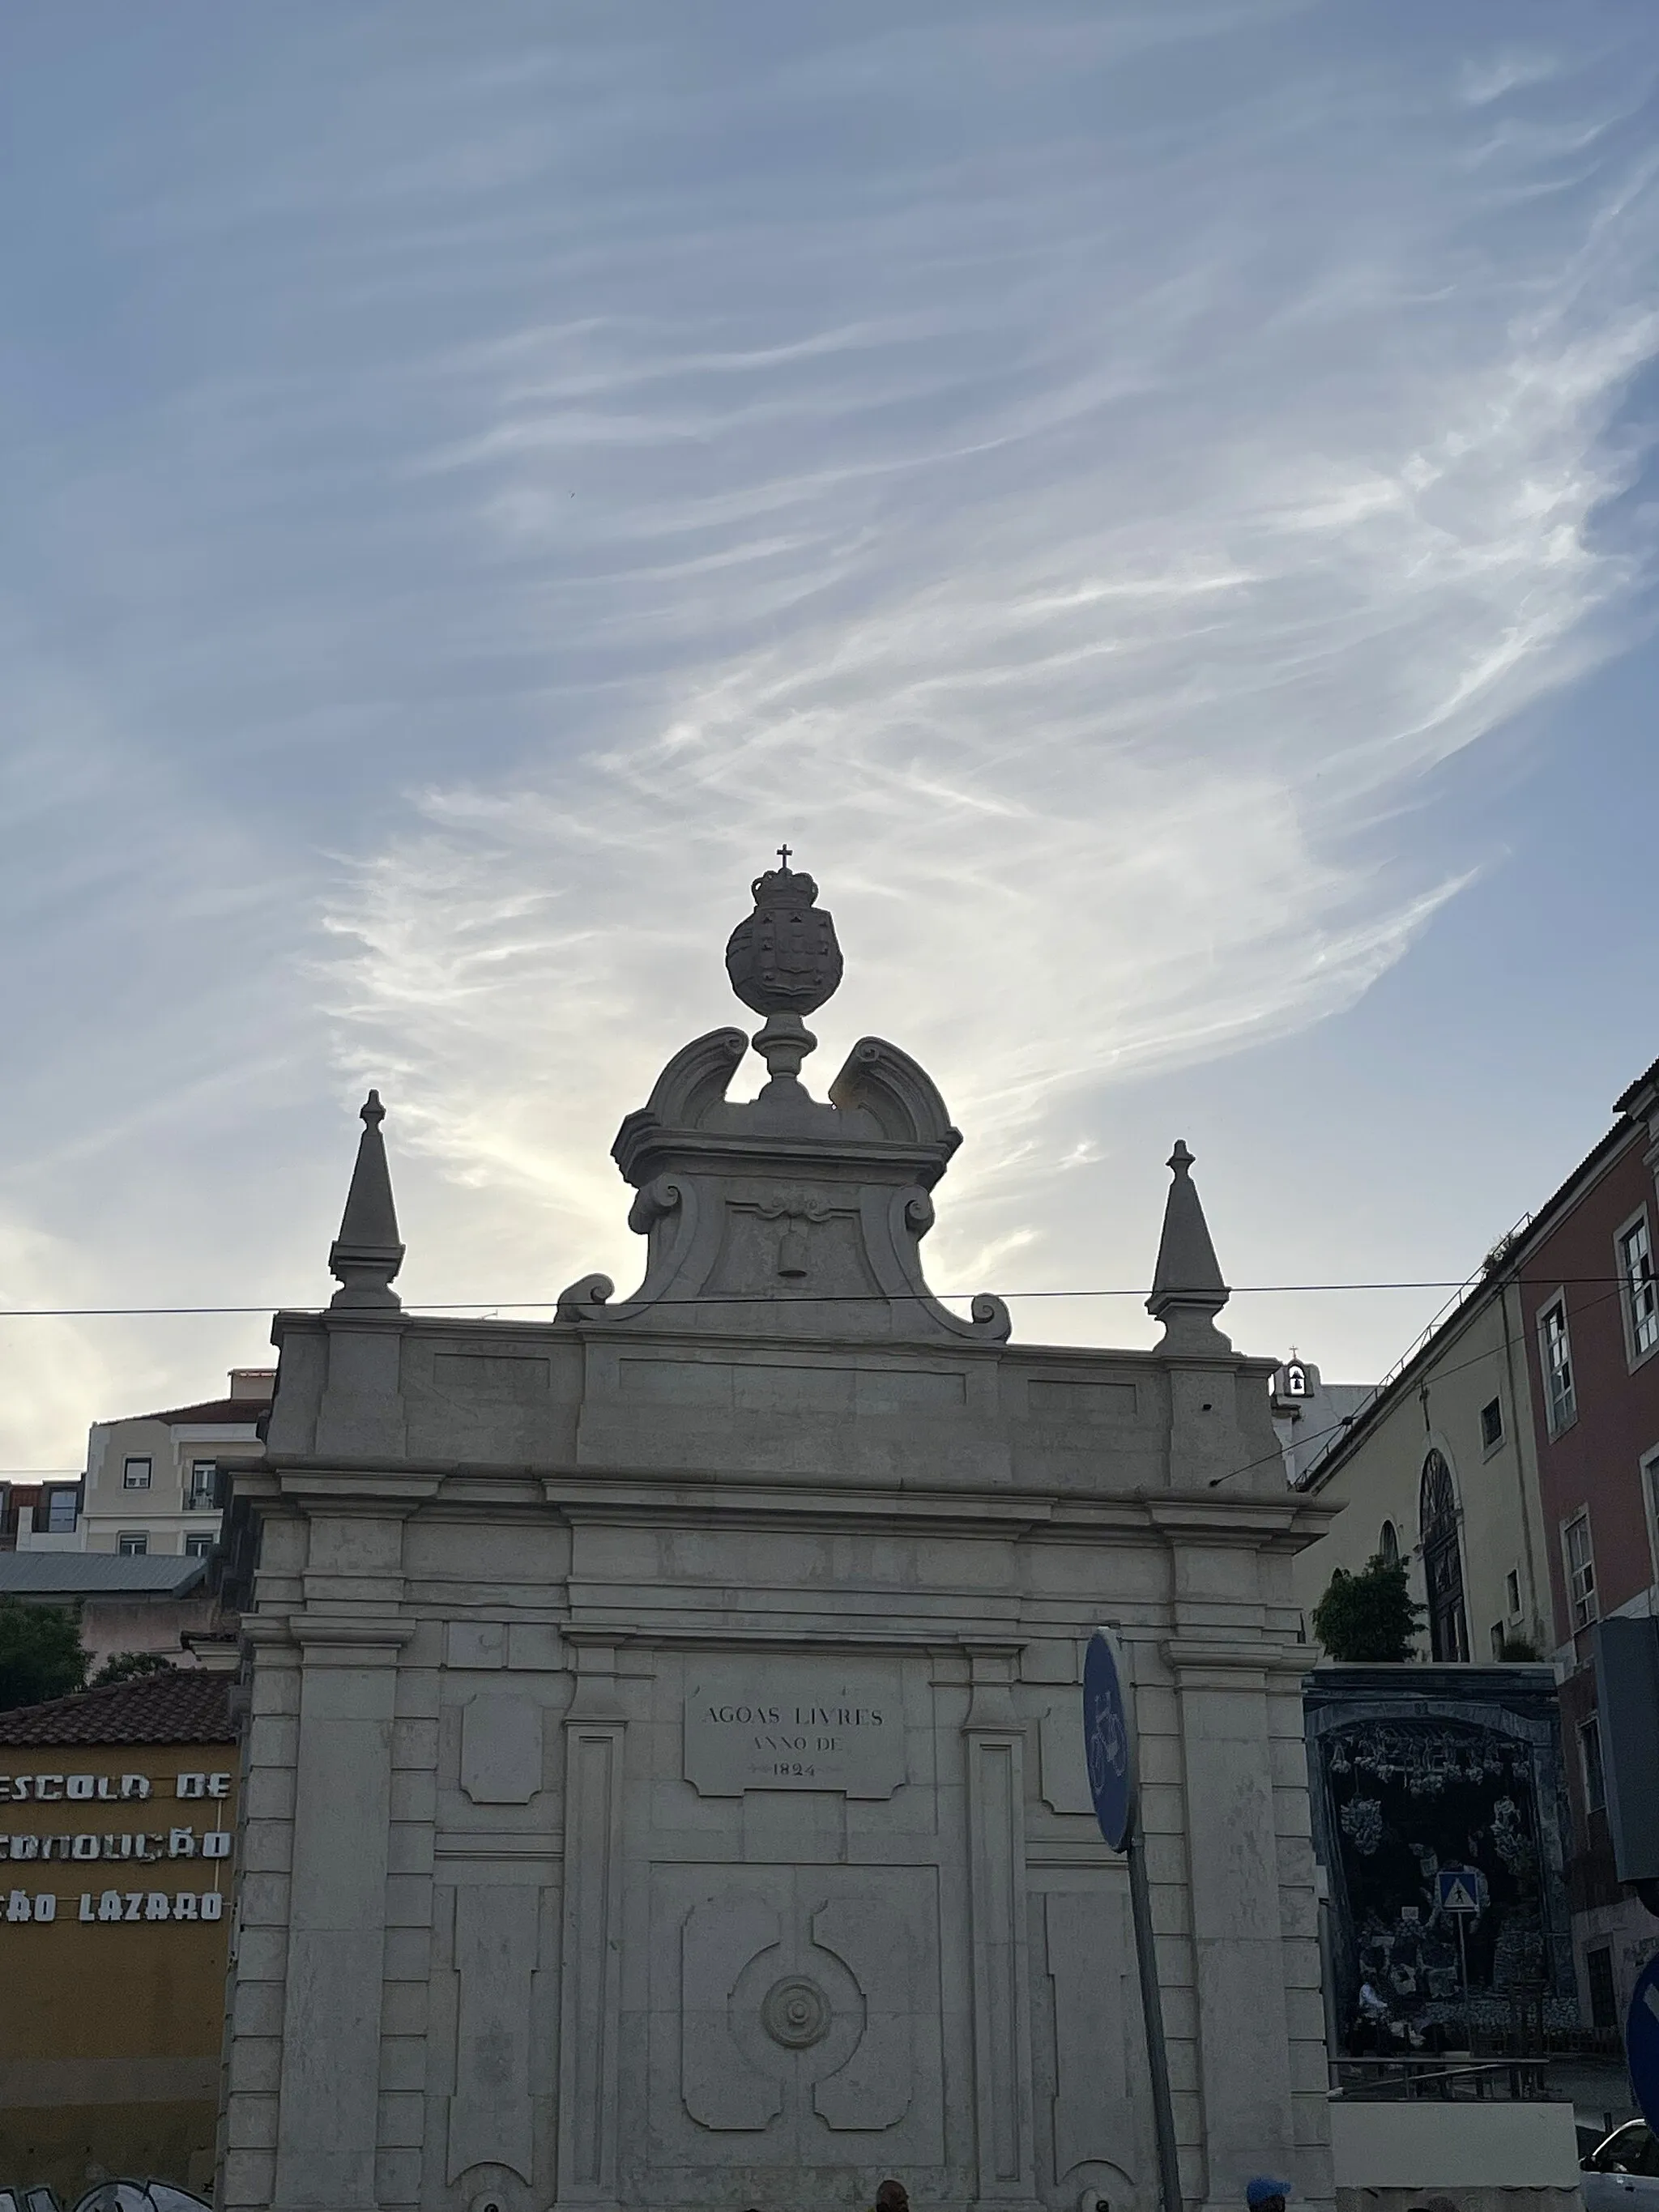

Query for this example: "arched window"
[1379,1519,1400,1568]
[1419,1449,1468,1661]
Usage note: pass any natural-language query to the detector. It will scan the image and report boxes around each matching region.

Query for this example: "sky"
[2,2,1657,1473]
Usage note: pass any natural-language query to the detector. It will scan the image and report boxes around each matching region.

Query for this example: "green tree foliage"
[1311,1554,1425,1662]
[90,1650,177,1689]
[0,1597,87,1711]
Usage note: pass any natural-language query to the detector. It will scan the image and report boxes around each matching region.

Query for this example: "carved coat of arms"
[724,859,843,1016]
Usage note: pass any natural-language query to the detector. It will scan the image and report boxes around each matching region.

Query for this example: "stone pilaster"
[1163,1629,1304,2212]
[271,1610,415,2212]
[221,1617,301,2212]
[962,1645,1038,2212]
[555,1639,627,2212]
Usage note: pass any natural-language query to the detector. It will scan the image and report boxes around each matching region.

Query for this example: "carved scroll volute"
[638,1028,748,1131]
[829,1037,961,1157]
[627,1174,684,1239]
[885,1187,1012,1343]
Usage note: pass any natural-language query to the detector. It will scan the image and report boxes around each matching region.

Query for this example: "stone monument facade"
[222,863,1335,2212]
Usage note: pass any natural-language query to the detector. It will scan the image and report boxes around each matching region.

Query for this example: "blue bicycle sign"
[1082,1626,1136,1850]
[1086,1688,1128,1796]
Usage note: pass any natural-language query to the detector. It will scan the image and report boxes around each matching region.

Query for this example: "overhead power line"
[0,1273,1640,1319]
[1209,1272,1638,1490]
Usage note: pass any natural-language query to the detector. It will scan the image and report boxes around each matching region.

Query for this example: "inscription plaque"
[684,1660,906,1797]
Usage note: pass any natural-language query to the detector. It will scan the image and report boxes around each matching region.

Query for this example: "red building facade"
[1520,1057,1659,2025]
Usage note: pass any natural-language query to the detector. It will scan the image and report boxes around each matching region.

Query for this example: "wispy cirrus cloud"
[1,2,1657,1460]
[322,11,1659,1308]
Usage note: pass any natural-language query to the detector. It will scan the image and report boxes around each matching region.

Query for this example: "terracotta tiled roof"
[139,1396,270,1426]
[0,1669,236,1746]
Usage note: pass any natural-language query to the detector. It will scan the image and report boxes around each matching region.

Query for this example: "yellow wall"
[0,1737,237,2204]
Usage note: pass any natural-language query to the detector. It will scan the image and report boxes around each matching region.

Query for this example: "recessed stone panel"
[433,1353,550,1400]
[459,1694,543,1805]
[617,1357,964,1417]
[1026,1379,1137,1421]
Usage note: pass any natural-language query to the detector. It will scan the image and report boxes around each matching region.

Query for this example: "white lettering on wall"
[8,1888,230,1927]
[0,1774,153,1803]
[0,1826,232,1867]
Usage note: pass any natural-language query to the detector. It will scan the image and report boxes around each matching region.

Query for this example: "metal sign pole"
[1456,1914,1469,2006]
[1084,1626,1184,2212]
[1126,1806,1183,2212]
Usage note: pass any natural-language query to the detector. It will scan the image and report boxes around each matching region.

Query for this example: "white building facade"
[81,1370,273,1558]
[224,867,1334,2212]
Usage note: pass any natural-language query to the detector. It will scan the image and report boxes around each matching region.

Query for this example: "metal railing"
[1296,1211,1533,1489]
[1331,2053,1553,2101]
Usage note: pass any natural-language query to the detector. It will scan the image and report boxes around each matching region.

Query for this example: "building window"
[1621,1216,1658,1359]
[1563,1510,1597,1632]
[184,1532,215,1558]
[1506,1567,1520,1617]
[1540,1299,1576,1431]
[117,1532,148,1557]
[187,1459,219,1510]
[122,1456,152,1490]
[1586,1944,1618,2031]
[1490,1622,1505,1659]
[1580,1712,1606,1813]
[1379,1519,1400,1568]
[1419,1450,1469,1661]
[45,1490,77,1532]
[1480,1397,1503,1449]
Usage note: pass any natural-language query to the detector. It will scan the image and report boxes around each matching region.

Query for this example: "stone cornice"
[252,1451,1335,1549]
[1137,1490,1340,1549]
[612,1121,953,1190]
[544,1476,1336,1549]
[284,1609,416,1660]
[569,1626,1044,1659]
[240,1612,300,1651]
[546,1477,1054,1541]
[271,1306,408,1341]
[274,1468,445,1514]
[237,1609,416,1661]
[1161,1634,1312,1679]
[262,1318,1270,1375]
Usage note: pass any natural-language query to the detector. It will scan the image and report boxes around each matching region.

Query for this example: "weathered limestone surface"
[224,870,1334,2212]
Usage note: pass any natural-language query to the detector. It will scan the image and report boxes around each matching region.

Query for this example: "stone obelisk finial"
[1146,1139,1231,1351]
[724,851,842,1093]
[328,1090,406,1310]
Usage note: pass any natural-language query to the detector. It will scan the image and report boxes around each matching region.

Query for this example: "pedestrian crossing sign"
[1436,1869,1481,1914]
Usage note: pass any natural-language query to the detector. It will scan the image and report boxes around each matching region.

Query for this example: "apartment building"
[1292,1053,1659,2027]
[1289,1270,1554,1665]
[79,1369,273,1558]
[0,1477,83,1551]
[1518,1058,1659,2027]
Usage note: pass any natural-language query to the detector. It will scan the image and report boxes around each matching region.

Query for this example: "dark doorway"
[1587,1944,1618,2031]
[1420,1450,1469,1662]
